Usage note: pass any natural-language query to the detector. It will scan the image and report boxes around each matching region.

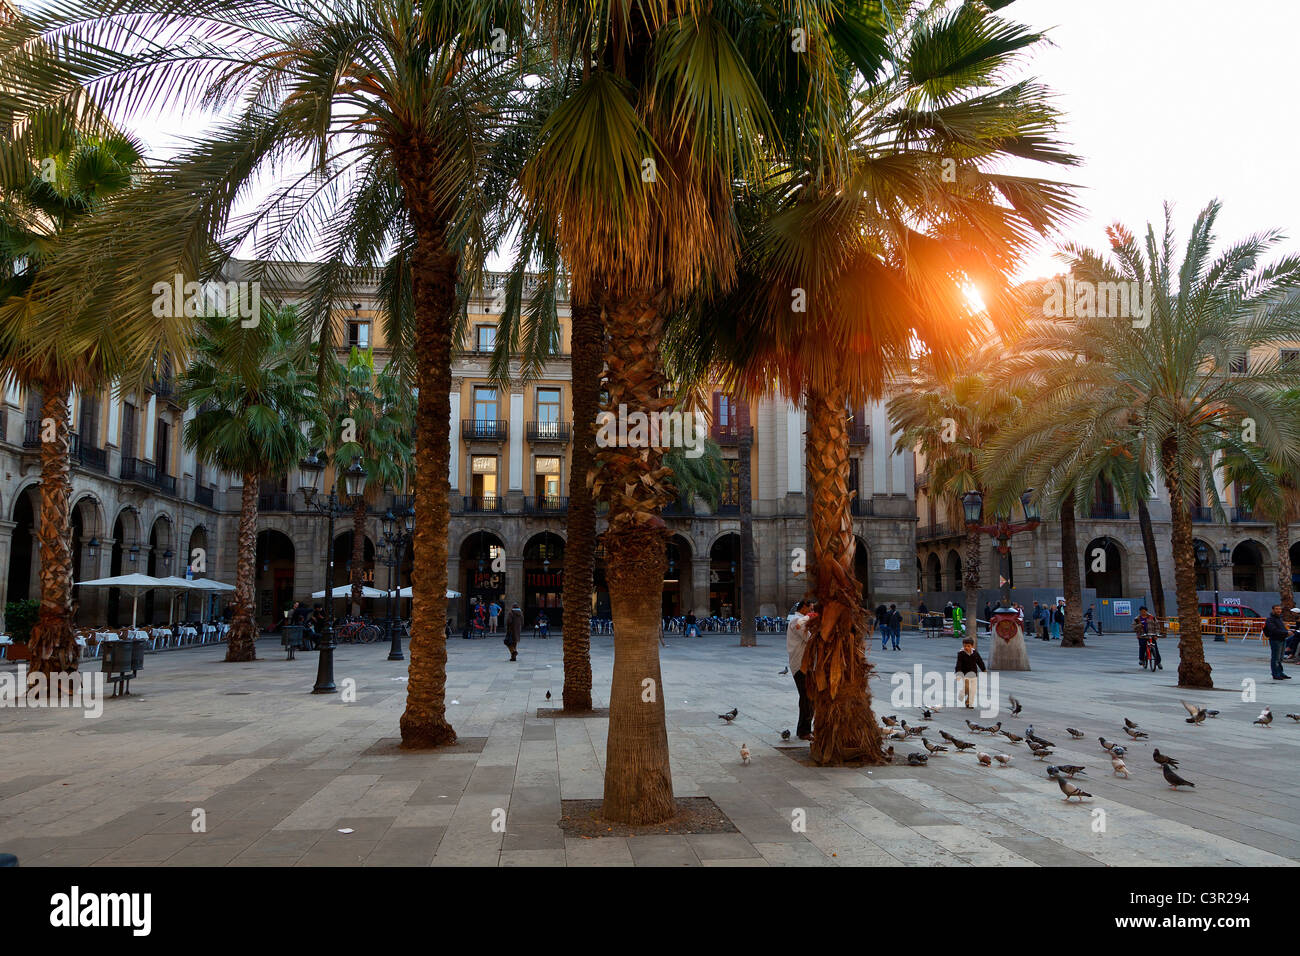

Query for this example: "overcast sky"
[59,0,1300,276]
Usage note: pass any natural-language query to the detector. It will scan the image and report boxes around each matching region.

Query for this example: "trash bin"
[101,638,146,697]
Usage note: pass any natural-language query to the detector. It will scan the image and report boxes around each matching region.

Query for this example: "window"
[475,325,496,352]
[121,403,137,457]
[722,459,741,505]
[347,321,370,349]
[536,388,561,424]
[1229,351,1248,374]
[471,455,498,499]
[79,393,100,447]
[1282,349,1300,367]
[714,393,734,427]
[155,419,171,473]
[473,387,498,421]
[534,456,561,498]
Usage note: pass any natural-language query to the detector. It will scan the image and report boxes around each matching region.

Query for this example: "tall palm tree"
[179,307,321,661]
[986,204,1300,688]
[518,0,888,821]
[1222,445,1300,621]
[0,122,144,678]
[0,0,526,744]
[321,347,415,613]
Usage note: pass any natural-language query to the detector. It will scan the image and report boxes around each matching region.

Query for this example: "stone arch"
[709,532,741,617]
[945,548,962,592]
[255,529,296,624]
[926,552,943,592]
[1084,536,1126,598]
[853,534,871,607]
[1230,538,1268,591]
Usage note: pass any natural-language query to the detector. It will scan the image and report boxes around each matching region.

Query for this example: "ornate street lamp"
[379,501,414,661]
[962,487,1041,671]
[1195,540,1234,641]
[299,452,368,692]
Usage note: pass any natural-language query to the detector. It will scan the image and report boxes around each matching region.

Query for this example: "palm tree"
[0,0,526,745]
[179,307,321,661]
[321,348,415,614]
[987,204,1300,688]
[1222,446,1300,622]
[517,0,890,821]
[0,123,143,678]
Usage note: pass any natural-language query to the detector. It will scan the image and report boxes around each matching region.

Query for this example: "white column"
[784,403,803,494]
[449,390,461,489]
[872,402,890,494]
[890,425,906,496]
[509,391,524,491]
[106,387,121,446]
[144,394,157,460]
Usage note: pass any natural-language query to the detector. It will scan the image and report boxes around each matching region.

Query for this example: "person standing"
[876,602,889,651]
[504,602,524,662]
[1052,602,1065,640]
[473,601,488,637]
[1083,605,1100,635]
[955,636,987,709]
[786,600,815,740]
[685,610,698,638]
[1284,607,1300,663]
[1264,603,1291,680]
[951,604,963,641]
[888,603,902,650]
[536,611,549,639]
[489,599,502,634]
[1133,606,1161,669]
[983,601,993,634]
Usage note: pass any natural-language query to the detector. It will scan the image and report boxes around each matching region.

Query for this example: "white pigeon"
[977,752,992,766]
[993,754,1012,767]
[1111,755,1129,778]
[740,743,751,764]
[1254,707,1273,728]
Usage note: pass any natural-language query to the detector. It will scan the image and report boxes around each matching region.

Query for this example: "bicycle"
[1140,635,1160,670]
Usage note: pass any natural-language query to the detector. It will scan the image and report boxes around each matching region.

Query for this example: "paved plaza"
[1,627,1297,867]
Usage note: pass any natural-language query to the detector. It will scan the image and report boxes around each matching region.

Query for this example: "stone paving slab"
[1,629,1298,866]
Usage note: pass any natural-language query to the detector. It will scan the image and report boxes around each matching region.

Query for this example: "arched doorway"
[1232,540,1265,591]
[853,535,871,608]
[186,526,211,622]
[145,516,175,624]
[1193,538,1214,590]
[664,535,692,617]
[926,552,942,592]
[709,533,740,616]
[524,532,564,628]
[1085,537,1124,598]
[945,549,962,592]
[333,530,376,609]
[107,507,142,626]
[460,530,505,626]
[255,530,295,625]
[6,486,38,604]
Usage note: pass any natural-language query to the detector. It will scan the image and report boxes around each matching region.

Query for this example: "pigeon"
[977,752,992,766]
[907,752,929,766]
[1056,765,1087,777]
[1099,736,1117,752]
[939,730,958,744]
[922,738,948,755]
[780,729,791,741]
[1152,749,1179,768]
[904,724,928,737]
[884,745,894,760]
[1055,774,1092,801]
[1255,707,1273,728]
[1027,742,1054,759]
[1111,756,1129,777]
[951,737,977,752]
[1066,727,1085,739]
[1123,717,1139,729]
[779,666,789,675]
[1026,729,1055,748]
[1111,745,1127,757]
[1286,713,1300,722]
[1000,730,1024,744]
[921,708,934,721]
[545,690,551,701]
[1206,710,1220,718]
[1123,725,1149,740]
[1008,696,1022,716]
[887,728,909,741]
[740,744,751,765]
[882,715,899,727]
[993,754,1012,767]
[1162,763,1194,789]
[1181,700,1207,725]
[965,719,981,732]
[719,708,738,722]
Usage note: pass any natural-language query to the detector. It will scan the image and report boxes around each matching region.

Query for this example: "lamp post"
[299,452,368,693]
[1195,540,1233,641]
[379,503,415,661]
[961,488,1041,670]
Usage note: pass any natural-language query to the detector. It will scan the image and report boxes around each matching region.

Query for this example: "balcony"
[121,457,177,495]
[1189,506,1214,523]
[69,433,108,474]
[715,500,741,516]
[527,420,571,443]
[463,495,504,513]
[1232,507,1263,523]
[461,419,507,442]
[195,485,215,508]
[149,376,175,400]
[918,522,961,541]
[22,418,40,448]
[848,421,870,445]
[662,498,694,517]
[851,496,874,516]
[1089,502,1130,520]
[258,492,293,512]
[710,422,751,446]
[524,495,568,514]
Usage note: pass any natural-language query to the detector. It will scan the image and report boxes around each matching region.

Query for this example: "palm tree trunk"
[1137,496,1166,618]
[1060,490,1085,647]
[964,526,982,640]
[560,298,601,712]
[399,223,458,749]
[738,424,756,647]
[227,470,260,662]
[1161,440,1212,687]
[350,497,367,616]
[598,291,674,824]
[27,381,77,682]
[1276,519,1294,619]
[803,382,886,766]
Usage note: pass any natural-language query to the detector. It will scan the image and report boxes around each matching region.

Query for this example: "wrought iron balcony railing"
[461,419,508,441]
[524,495,568,514]
[527,420,572,443]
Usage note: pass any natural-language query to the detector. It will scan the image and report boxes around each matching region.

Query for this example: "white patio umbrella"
[73,573,165,628]
[312,584,387,599]
[396,586,461,599]
[151,576,205,624]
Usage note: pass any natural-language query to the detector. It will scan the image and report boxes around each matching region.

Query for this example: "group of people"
[873,602,903,650]
[464,598,549,641]
[283,601,327,649]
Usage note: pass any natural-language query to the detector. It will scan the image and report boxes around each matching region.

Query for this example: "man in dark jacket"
[504,602,524,662]
[1264,604,1290,680]
[1133,606,1161,669]
[876,603,889,650]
